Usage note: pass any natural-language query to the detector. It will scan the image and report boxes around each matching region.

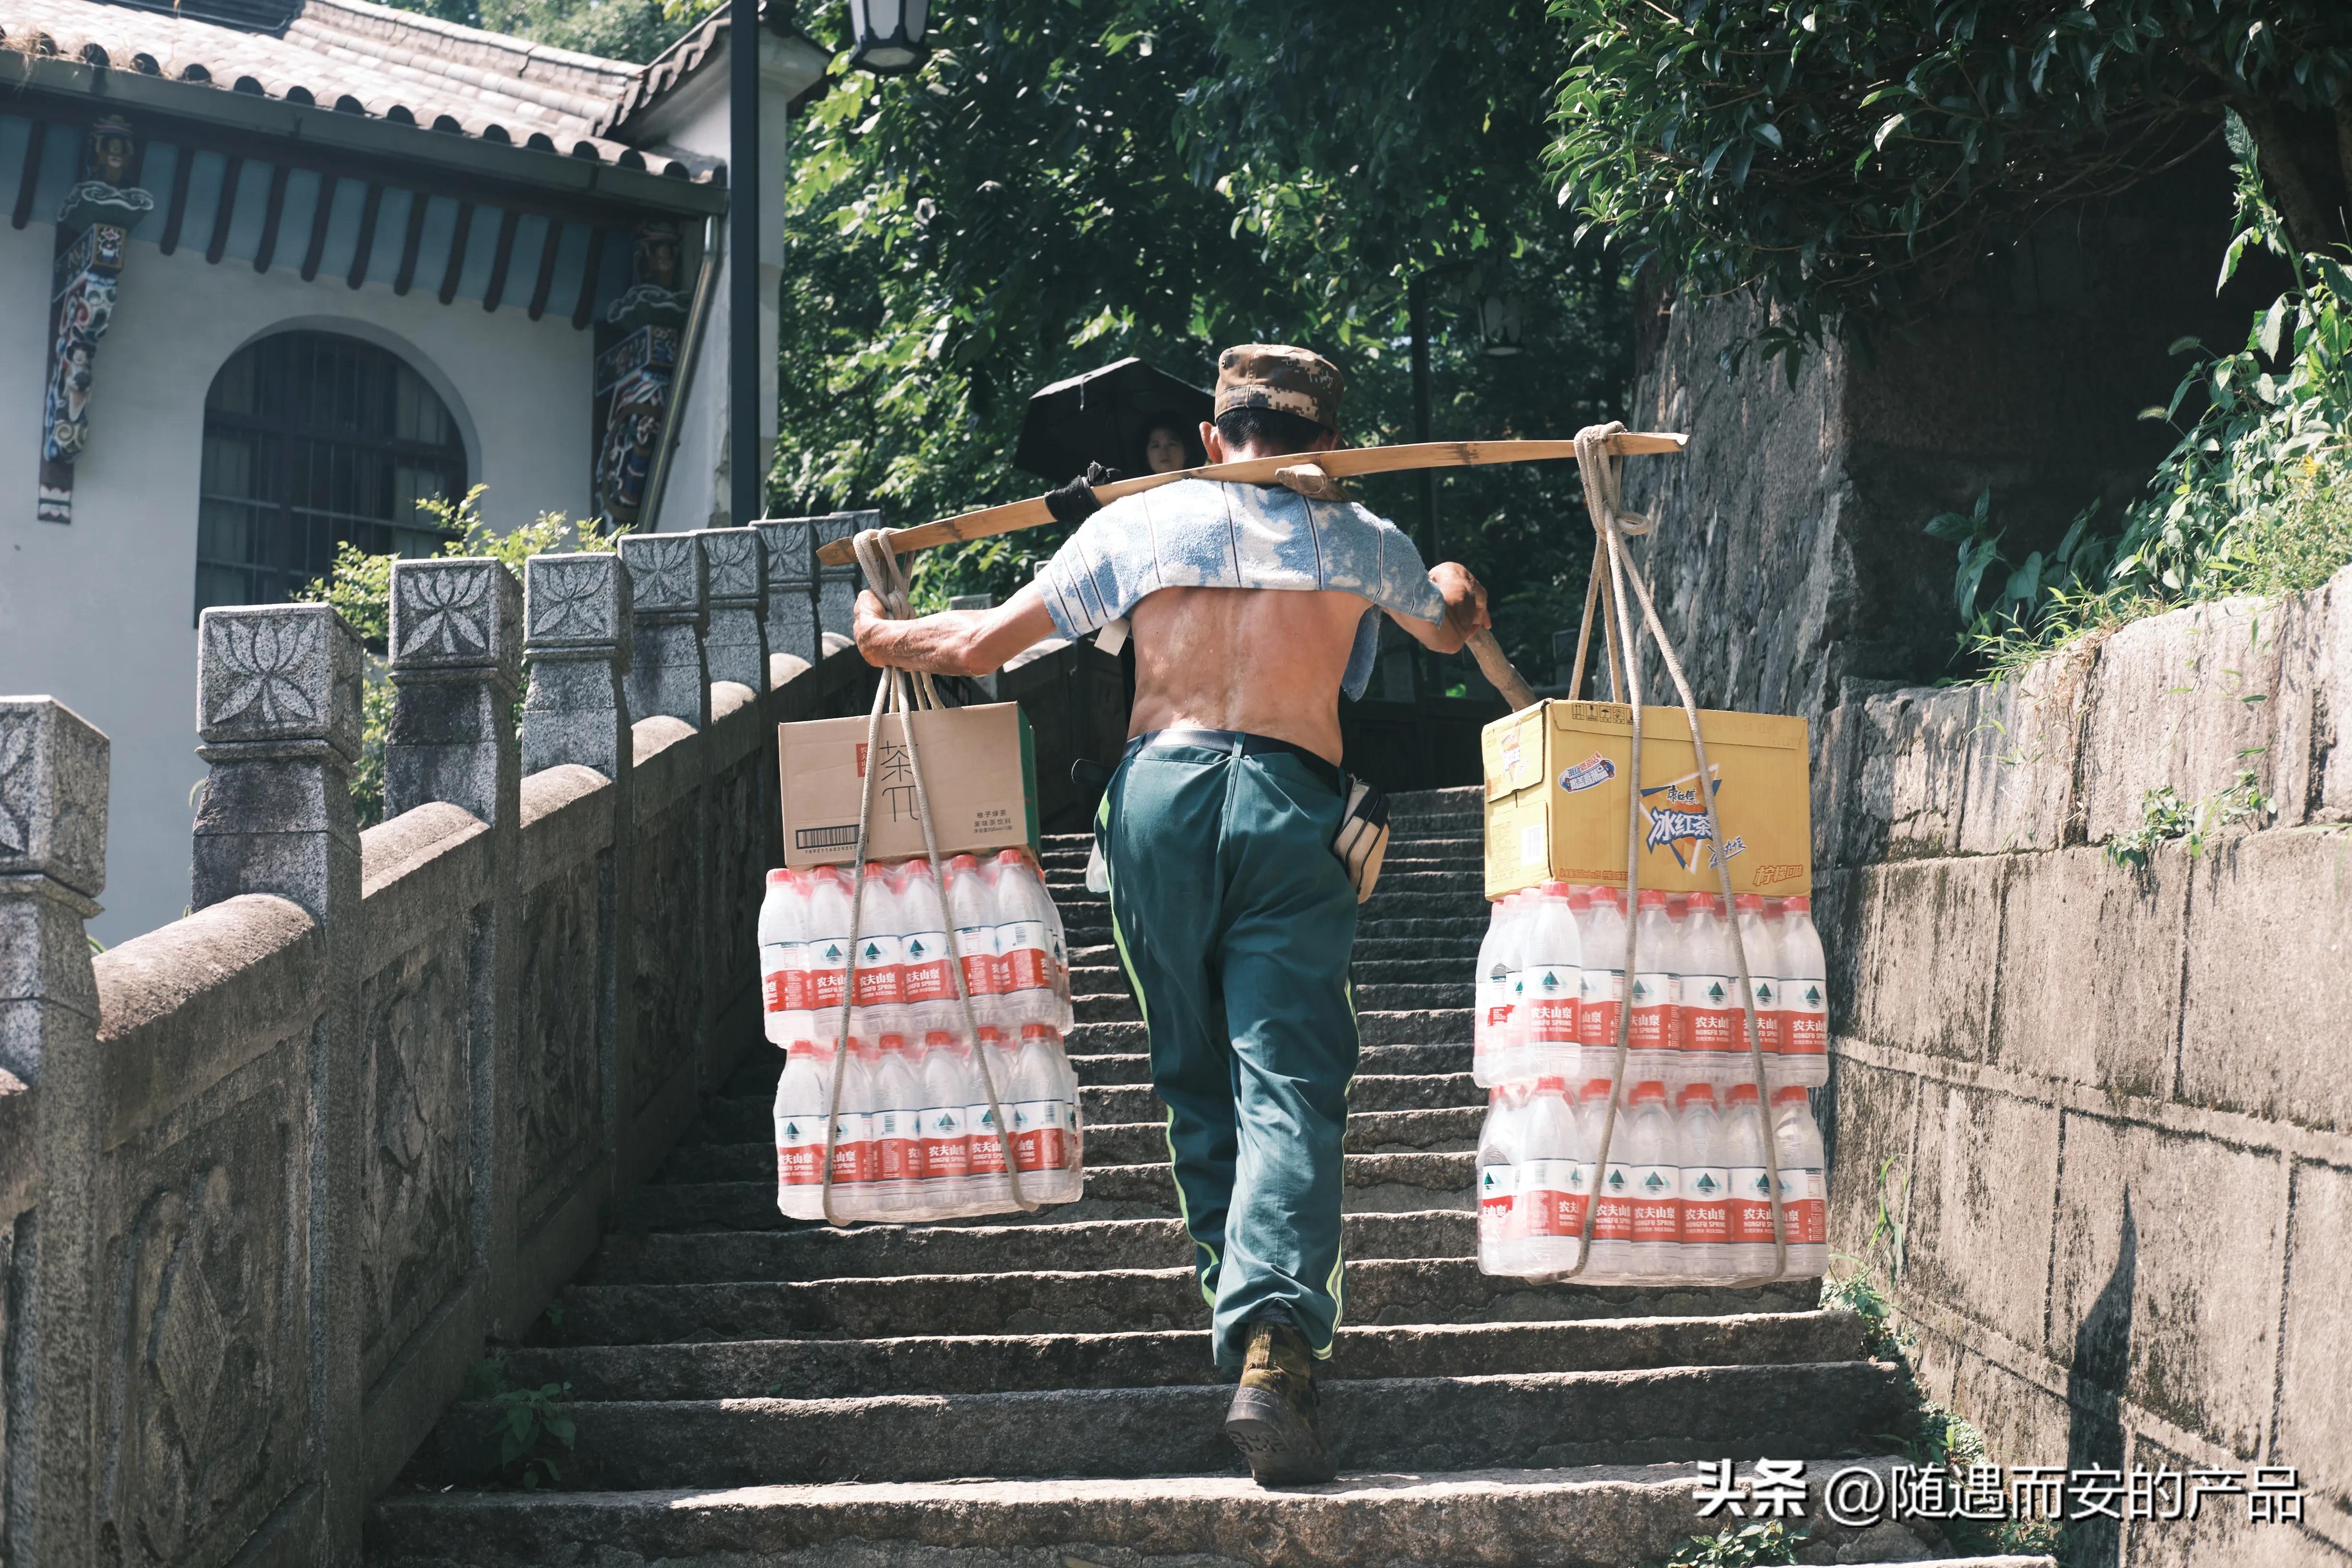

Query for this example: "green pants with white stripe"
[1100,736,1359,1372]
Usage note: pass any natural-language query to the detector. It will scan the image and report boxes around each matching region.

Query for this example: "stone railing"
[1813,565,2352,1565]
[0,513,1123,1565]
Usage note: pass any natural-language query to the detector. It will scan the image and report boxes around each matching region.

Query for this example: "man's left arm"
[853,578,1060,676]
[1389,563,1489,654]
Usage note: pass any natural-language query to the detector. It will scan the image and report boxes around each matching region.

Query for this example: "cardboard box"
[1482,700,1811,900]
[779,702,1039,867]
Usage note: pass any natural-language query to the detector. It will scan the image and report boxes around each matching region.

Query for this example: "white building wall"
[0,217,593,944]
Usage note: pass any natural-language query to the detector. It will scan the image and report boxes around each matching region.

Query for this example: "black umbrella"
[1014,357,1213,482]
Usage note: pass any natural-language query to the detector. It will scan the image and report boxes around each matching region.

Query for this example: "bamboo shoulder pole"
[814,432,1688,566]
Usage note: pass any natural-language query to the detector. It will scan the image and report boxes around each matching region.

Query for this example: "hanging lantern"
[846,0,930,74]
[1476,291,1524,357]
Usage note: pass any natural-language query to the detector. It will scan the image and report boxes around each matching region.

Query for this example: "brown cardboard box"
[779,702,1040,867]
[1482,700,1810,899]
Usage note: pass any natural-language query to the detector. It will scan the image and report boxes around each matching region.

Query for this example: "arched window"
[194,331,469,614]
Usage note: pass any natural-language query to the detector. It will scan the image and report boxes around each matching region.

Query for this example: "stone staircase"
[367,786,2037,1568]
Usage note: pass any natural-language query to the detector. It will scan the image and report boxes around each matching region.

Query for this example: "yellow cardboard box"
[779,702,1040,867]
[1482,700,1811,900]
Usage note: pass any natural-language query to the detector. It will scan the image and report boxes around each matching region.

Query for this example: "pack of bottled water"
[1471,882,1828,1283]
[760,850,1083,1221]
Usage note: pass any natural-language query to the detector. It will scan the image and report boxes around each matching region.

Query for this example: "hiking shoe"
[1224,1319,1337,1486]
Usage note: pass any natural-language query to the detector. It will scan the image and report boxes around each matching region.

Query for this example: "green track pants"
[1100,735,1359,1372]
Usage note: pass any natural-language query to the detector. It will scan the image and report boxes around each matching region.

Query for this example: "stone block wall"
[1814,568,2352,1566]
[0,516,1121,1565]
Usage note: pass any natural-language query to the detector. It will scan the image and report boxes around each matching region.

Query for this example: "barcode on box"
[795,825,860,851]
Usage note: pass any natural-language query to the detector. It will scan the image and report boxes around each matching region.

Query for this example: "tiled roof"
[0,0,707,176]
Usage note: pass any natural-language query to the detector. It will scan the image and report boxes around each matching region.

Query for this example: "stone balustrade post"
[522,553,639,1194]
[697,528,770,696]
[190,602,367,1556]
[618,533,710,729]
[815,513,871,653]
[3,698,107,1565]
[385,559,525,1337]
[754,519,816,676]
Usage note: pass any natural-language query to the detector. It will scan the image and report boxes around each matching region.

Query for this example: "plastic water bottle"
[1010,1022,1080,1202]
[965,1025,1015,1210]
[993,850,1057,1029]
[1580,1076,1634,1283]
[944,854,1004,1030]
[1514,1077,1588,1277]
[803,864,855,1044]
[917,1029,974,1214]
[1522,883,1582,1082]
[828,1038,880,1222]
[759,869,809,1047]
[1474,894,1522,1087]
[1678,892,1740,1087]
[1617,1080,1680,1281]
[1676,1083,1730,1283]
[1776,896,1829,1088]
[871,1032,925,1218]
[1576,888,1626,1086]
[1627,890,1677,1086]
[1721,1081,1778,1279]
[1772,1087,1828,1278]
[1477,1086,1523,1275]
[773,1039,831,1220]
[1731,893,1783,1070]
[847,864,907,1044]
[895,861,958,1039]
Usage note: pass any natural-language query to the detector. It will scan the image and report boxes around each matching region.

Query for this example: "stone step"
[541,1261,1817,1348]
[1064,912,1490,947]
[410,1361,1900,1490]
[1062,1010,1470,1058]
[475,1309,1867,1402]
[587,1212,1475,1286]
[1071,983,1472,1026]
[1066,1041,1470,1089]
[1046,864,1486,899]
[370,1458,1952,1568]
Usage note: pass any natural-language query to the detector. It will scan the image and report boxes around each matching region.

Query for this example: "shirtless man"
[854,344,1488,1485]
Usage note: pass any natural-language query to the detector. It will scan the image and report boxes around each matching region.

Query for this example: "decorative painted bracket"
[37,117,154,526]
[591,220,688,530]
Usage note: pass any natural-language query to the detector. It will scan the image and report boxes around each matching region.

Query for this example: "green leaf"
[1872,112,1906,151]
[2259,296,2291,359]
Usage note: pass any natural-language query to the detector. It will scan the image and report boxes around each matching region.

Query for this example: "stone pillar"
[814,512,872,654]
[618,533,710,729]
[2,698,107,1566]
[385,559,526,1336]
[521,553,636,1210]
[754,519,816,676]
[189,602,366,1557]
[696,528,769,695]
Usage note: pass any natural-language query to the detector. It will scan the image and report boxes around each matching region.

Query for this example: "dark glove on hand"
[1044,462,1123,525]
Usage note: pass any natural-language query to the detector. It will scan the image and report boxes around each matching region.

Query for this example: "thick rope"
[1537,424,1789,1287]
[815,533,1035,1226]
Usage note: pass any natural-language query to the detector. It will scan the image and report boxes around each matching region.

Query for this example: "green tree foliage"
[772,0,1631,672]
[1548,0,2352,372]
[386,0,714,64]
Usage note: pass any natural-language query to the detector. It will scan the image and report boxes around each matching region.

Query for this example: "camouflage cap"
[1214,343,1344,430]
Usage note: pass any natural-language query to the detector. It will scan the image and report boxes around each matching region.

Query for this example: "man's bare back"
[852,431,1488,764]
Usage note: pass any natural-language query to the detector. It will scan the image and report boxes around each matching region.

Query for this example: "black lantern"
[847,0,930,74]
[1476,291,1524,357]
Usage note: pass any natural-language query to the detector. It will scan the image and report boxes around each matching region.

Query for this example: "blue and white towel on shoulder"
[1034,478,1447,700]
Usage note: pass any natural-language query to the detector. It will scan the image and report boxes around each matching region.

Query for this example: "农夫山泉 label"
[1593,1164,1639,1241]
[1679,1165,1731,1242]
[1517,1158,1591,1237]
[1727,1165,1779,1244]
[830,1113,874,1183]
[1628,971,1675,1050]
[1579,970,1623,1046]
[1776,1166,1827,1244]
[1782,982,1827,1054]
[761,943,806,1013]
[776,1114,826,1186]
[1626,1163,1680,1242]
[1479,1163,1516,1237]
[851,934,906,1007]
[1011,1100,1068,1172]
[998,920,1051,992]
[1679,973,1742,1054]
[1525,963,1580,1043]
[954,924,1002,995]
[967,1105,1010,1174]
[807,939,851,1010]
[875,1106,922,1182]
[922,1106,970,1178]
[901,930,955,1003]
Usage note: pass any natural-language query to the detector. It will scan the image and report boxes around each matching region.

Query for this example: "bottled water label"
[830,1113,873,1183]
[807,939,851,1010]
[1728,1165,1779,1244]
[1593,1164,1638,1241]
[1525,964,1579,1042]
[875,1106,920,1182]
[922,1106,970,1178]
[851,935,906,1007]
[1627,1163,1680,1243]
[761,942,806,1012]
[1776,1167,1827,1243]
[1010,1100,1068,1172]
[776,1114,826,1186]
[1628,971,1673,1049]
[1680,1166,1731,1243]
[967,1105,1010,1174]
[999,919,1051,990]
[1784,982,1828,1055]
[1578,970,1623,1045]
[954,924,1002,996]
[901,930,955,1003]
[1748,977,1784,1052]
[1682,974,1742,1054]
[1517,1158,1592,1237]
[1479,1163,1515,1234]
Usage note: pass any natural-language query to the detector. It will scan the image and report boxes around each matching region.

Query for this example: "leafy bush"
[459,1357,578,1491]
[294,489,626,825]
